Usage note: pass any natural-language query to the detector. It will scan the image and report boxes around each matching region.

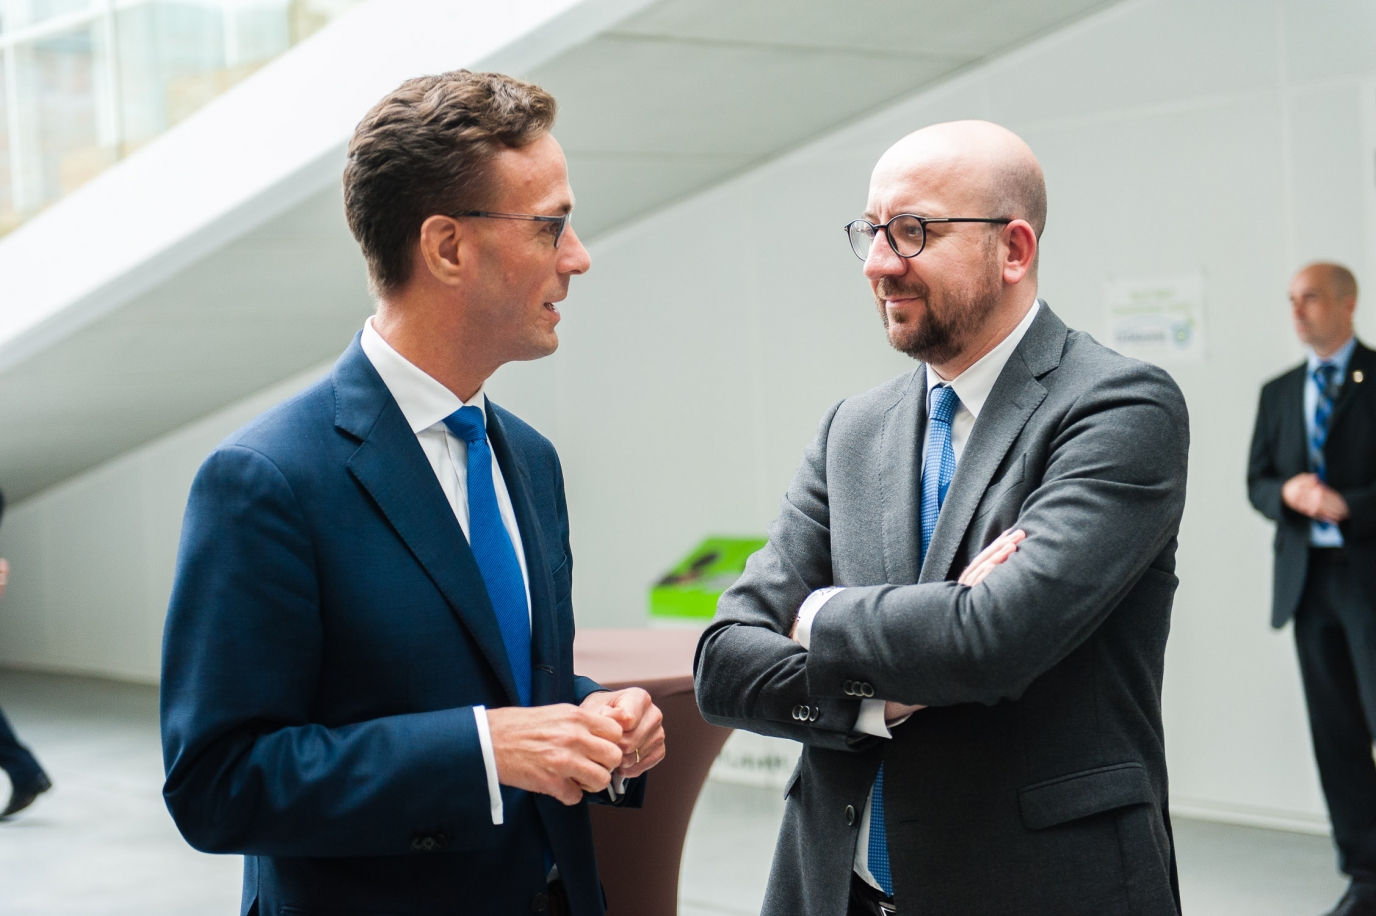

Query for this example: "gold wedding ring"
[634,747,641,764]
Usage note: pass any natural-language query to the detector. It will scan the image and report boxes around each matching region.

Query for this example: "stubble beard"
[875,259,1003,365]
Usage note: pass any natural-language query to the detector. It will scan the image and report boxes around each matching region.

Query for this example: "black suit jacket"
[1248,341,1376,628]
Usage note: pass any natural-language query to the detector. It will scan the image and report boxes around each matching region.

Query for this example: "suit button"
[861,682,875,698]
[792,704,803,720]
[843,680,855,696]
[810,707,821,722]
[846,804,856,826]
[531,892,549,911]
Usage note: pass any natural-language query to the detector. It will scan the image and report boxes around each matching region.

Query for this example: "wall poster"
[1103,271,1207,364]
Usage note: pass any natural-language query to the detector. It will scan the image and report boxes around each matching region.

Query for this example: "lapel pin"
[1356,370,1365,383]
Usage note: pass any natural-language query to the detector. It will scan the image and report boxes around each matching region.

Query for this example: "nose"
[560,226,591,276]
[863,229,905,281]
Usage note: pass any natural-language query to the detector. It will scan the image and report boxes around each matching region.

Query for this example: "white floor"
[0,670,1352,916]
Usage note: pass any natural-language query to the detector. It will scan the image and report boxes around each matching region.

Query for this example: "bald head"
[861,120,1044,376]
[874,120,1047,240]
[1290,261,1358,357]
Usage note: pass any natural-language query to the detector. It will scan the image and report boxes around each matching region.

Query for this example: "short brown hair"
[343,70,557,295]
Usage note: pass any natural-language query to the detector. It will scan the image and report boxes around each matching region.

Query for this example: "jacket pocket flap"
[1018,762,1153,830]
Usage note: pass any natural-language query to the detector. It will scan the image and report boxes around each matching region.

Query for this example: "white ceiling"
[0,0,1115,500]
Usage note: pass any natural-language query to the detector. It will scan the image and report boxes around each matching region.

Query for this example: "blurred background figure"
[1249,264,1376,916]
[0,488,53,819]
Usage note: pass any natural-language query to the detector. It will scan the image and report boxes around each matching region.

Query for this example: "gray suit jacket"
[694,306,1188,916]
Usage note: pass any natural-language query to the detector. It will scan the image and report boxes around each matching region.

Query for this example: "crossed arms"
[695,366,1188,744]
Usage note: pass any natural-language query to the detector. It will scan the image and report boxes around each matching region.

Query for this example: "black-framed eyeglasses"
[843,214,1012,260]
[452,210,571,247]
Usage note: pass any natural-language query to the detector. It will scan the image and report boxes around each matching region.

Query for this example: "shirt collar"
[1306,336,1357,377]
[360,316,484,434]
[926,299,1041,420]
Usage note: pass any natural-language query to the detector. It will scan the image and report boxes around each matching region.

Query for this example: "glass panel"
[0,55,13,233]
[34,23,112,201]
[116,1,226,150]
[0,0,98,37]
[0,0,366,236]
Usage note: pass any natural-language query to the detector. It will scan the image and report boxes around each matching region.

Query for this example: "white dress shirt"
[360,317,529,827]
[1304,336,1356,547]
[793,299,1041,890]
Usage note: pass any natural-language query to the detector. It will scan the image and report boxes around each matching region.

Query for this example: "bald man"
[695,120,1189,916]
[1249,263,1376,916]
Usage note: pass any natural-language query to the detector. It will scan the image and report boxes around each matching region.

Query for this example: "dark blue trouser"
[0,705,43,790]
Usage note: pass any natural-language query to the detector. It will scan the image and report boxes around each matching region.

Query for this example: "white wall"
[0,365,329,682]
[3,0,1376,830]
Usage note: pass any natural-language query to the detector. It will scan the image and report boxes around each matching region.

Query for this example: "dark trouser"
[1295,548,1376,881]
[847,872,897,916]
[0,705,43,791]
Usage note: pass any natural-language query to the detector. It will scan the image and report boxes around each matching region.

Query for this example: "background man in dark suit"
[0,488,53,819]
[1249,262,1376,916]
[161,70,665,916]
[695,120,1189,916]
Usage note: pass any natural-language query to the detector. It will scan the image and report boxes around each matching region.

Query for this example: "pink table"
[575,628,733,916]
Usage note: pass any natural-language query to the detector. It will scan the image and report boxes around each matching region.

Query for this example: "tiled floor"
[0,669,1352,915]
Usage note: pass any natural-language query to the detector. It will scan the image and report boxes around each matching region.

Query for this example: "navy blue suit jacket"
[161,335,639,916]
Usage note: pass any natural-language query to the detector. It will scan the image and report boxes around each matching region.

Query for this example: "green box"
[649,536,767,620]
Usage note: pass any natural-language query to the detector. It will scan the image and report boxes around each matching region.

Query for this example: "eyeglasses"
[452,210,571,247]
[843,214,1012,260]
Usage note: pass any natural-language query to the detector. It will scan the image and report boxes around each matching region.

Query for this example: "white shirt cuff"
[853,698,893,738]
[474,705,504,825]
[794,586,845,650]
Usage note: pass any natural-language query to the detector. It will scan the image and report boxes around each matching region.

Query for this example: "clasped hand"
[487,687,666,805]
[1282,472,1349,524]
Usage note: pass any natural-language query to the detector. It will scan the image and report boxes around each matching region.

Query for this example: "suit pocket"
[549,554,571,603]
[973,454,1027,522]
[1018,762,1154,830]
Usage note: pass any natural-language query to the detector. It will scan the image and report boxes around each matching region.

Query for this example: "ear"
[1002,219,1037,285]
[417,215,466,286]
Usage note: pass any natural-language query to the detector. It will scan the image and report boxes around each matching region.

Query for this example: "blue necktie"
[443,406,532,707]
[1310,364,1339,480]
[869,384,961,897]
[1310,364,1340,540]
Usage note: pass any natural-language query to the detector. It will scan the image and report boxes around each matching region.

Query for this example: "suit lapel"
[880,371,925,585]
[918,307,1063,584]
[1283,366,1308,470]
[1328,341,1373,434]
[486,404,561,708]
[333,337,522,706]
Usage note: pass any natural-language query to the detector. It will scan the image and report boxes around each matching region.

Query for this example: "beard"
[874,259,1003,364]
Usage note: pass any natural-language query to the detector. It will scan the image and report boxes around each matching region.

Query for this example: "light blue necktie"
[1310,364,1340,539]
[869,384,961,898]
[443,406,532,707]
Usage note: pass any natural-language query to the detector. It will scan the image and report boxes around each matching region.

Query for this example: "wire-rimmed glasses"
[843,214,1012,260]
[453,210,571,247]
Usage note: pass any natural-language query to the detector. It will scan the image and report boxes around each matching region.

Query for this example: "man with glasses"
[1249,263,1376,916]
[696,120,1189,915]
[161,70,664,916]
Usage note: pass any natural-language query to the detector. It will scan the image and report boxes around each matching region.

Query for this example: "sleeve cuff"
[474,705,504,826]
[795,586,845,650]
[853,698,893,738]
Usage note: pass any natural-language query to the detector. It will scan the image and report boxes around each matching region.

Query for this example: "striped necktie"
[868,383,961,897]
[1310,363,1339,481]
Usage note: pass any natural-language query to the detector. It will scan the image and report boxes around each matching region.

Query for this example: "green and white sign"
[1104,271,1207,364]
[649,536,767,620]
